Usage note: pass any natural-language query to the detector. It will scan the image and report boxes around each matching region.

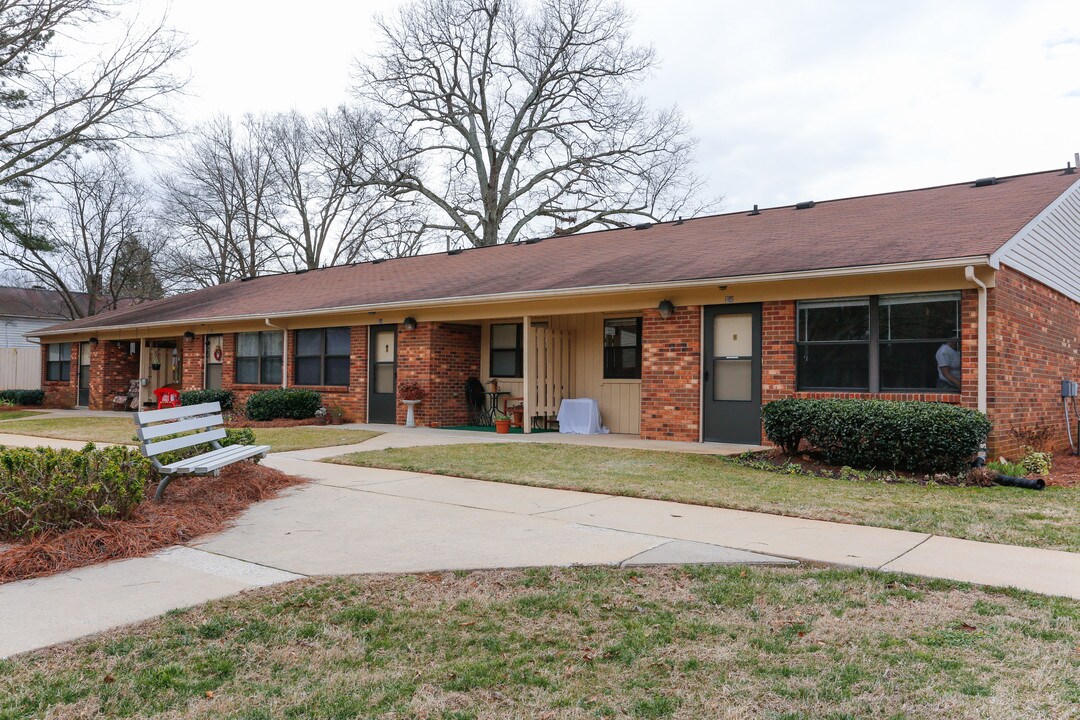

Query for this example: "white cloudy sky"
[142,0,1079,211]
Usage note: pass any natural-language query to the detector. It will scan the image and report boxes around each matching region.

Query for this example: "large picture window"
[796,292,960,392]
[603,317,642,379]
[489,323,522,378]
[46,343,71,382]
[235,331,282,385]
[295,327,350,386]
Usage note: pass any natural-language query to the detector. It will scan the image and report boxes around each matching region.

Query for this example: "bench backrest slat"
[135,401,221,426]
[143,428,228,457]
[137,413,224,441]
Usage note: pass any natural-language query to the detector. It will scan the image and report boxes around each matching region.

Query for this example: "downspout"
[265,318,288,388]
[965,266,988,465]
[964,266,988,414]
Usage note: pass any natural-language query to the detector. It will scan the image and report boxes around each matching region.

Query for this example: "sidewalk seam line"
[175,546,310,578]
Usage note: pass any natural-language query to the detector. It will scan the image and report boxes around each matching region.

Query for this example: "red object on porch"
[153,387,180,410]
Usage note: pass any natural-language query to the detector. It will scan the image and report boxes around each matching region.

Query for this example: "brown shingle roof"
[38,168,1078,334]
[0,287,91,320]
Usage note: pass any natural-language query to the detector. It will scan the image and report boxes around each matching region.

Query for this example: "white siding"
[0,317,51,348]
[992,176,1080,302]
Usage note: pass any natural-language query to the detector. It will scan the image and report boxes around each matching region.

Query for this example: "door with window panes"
[369,325,397,423]
[703,304,762,444]
[77,342,91,407]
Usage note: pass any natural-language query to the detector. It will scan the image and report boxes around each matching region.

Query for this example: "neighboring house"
[32,167,1080,456]
[0,287,92,391]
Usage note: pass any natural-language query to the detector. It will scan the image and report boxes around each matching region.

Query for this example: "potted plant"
[493,407,512,434]
[398,380,427,428]
[314,406,328,425]
[328,405,345,425]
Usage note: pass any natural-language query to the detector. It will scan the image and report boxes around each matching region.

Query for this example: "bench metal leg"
[154,475,174,503]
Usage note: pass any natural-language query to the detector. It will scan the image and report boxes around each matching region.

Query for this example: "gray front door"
[368,325,397,424]
[77,342,91,407]
[703,304,762,444]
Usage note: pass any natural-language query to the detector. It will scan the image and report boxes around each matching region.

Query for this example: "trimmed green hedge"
[245,388,321,421]
[762,398,991,474]
[0,389,45,406]
[0,443,152,539]
[179,389,235,410]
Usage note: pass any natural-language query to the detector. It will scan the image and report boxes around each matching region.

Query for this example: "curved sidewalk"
[1,438,1077,658]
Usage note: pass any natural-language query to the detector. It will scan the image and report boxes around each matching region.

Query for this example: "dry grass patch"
[330,443,1080,552]
[1,566,1076,719]
[0,416,379,453]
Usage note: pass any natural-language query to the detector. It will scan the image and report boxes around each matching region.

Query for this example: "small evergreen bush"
[245,388,321,421]
[762,398,991,474]
[0,389,45,406]
[179,389,235,410]
[0,444,152,539]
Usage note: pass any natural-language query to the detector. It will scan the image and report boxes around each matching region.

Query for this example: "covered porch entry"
[477,311,643,435]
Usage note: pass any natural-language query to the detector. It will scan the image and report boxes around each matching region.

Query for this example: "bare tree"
[354,0,714,247]
[0,0,188,189]
[264,107,414,269]
[0,151,163,317]
[157,115,281,289]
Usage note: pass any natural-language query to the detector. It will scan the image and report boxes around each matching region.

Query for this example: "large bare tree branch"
[354,0,718,247]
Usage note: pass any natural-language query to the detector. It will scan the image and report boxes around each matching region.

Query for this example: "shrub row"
[0,389,45,406]
[762,398,991,474]
[0,444,152,539]
[179,389,235,410]
[245,388,321,421]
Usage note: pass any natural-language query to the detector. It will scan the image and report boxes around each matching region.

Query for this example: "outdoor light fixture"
[89,337,98,345]
[402,316,418,331]
[657,300,675,319]
[183,331,195,341]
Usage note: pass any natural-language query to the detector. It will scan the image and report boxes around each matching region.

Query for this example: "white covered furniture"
[134,401,270,501]
[556,398,609,435]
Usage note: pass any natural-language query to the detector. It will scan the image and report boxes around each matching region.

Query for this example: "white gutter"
[265,318,288,388]
[32,255,993,338]
[964,266,988,414]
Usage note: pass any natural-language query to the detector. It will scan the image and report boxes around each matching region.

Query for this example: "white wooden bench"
[134,401,270,501]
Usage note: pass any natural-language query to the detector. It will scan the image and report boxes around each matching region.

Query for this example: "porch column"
[522,315,532,434]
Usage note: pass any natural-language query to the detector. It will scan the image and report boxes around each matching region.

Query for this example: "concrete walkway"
[2,435,1079,658]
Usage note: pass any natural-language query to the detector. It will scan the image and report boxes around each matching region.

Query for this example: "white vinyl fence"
[0,347,41,390]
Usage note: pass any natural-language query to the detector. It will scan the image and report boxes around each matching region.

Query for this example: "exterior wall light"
[183,331,195,341]
[89,337,98,345]
[402,316,418,330]
[657,300,675,319]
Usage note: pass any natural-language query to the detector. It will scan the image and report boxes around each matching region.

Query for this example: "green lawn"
[0,416,380,453]
[1,566,1076,719]
[0,410,46,422]
[331,443,1080,553]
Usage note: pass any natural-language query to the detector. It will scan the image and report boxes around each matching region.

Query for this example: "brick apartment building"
[33,168,1080,456]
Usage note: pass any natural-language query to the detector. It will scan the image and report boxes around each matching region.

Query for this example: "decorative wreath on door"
[213,346,223,361]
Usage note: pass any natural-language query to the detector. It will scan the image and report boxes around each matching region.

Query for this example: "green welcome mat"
[440,425,558,434]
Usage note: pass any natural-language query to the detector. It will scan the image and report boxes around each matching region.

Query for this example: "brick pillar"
[640,305,701,441]
[181,334,205,391]
[89,340,139,410]
[760,300,797,443]
[395,322,480,427]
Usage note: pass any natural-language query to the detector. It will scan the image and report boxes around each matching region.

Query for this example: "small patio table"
[482,390,511,425]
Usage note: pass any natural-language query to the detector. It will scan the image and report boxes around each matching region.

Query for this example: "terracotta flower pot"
[494,419,511,434]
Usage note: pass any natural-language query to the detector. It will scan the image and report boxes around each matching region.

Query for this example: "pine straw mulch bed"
[0,463,307,584]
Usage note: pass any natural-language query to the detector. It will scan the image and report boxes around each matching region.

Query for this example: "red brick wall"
[89,340,139,410]
[986,266,1080,456]
[219,327,369,422]
[41,342,78,408]
[640,305,701,441]
[396,322,480,427]
[758,293,978,444]
[181,334,205,391]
